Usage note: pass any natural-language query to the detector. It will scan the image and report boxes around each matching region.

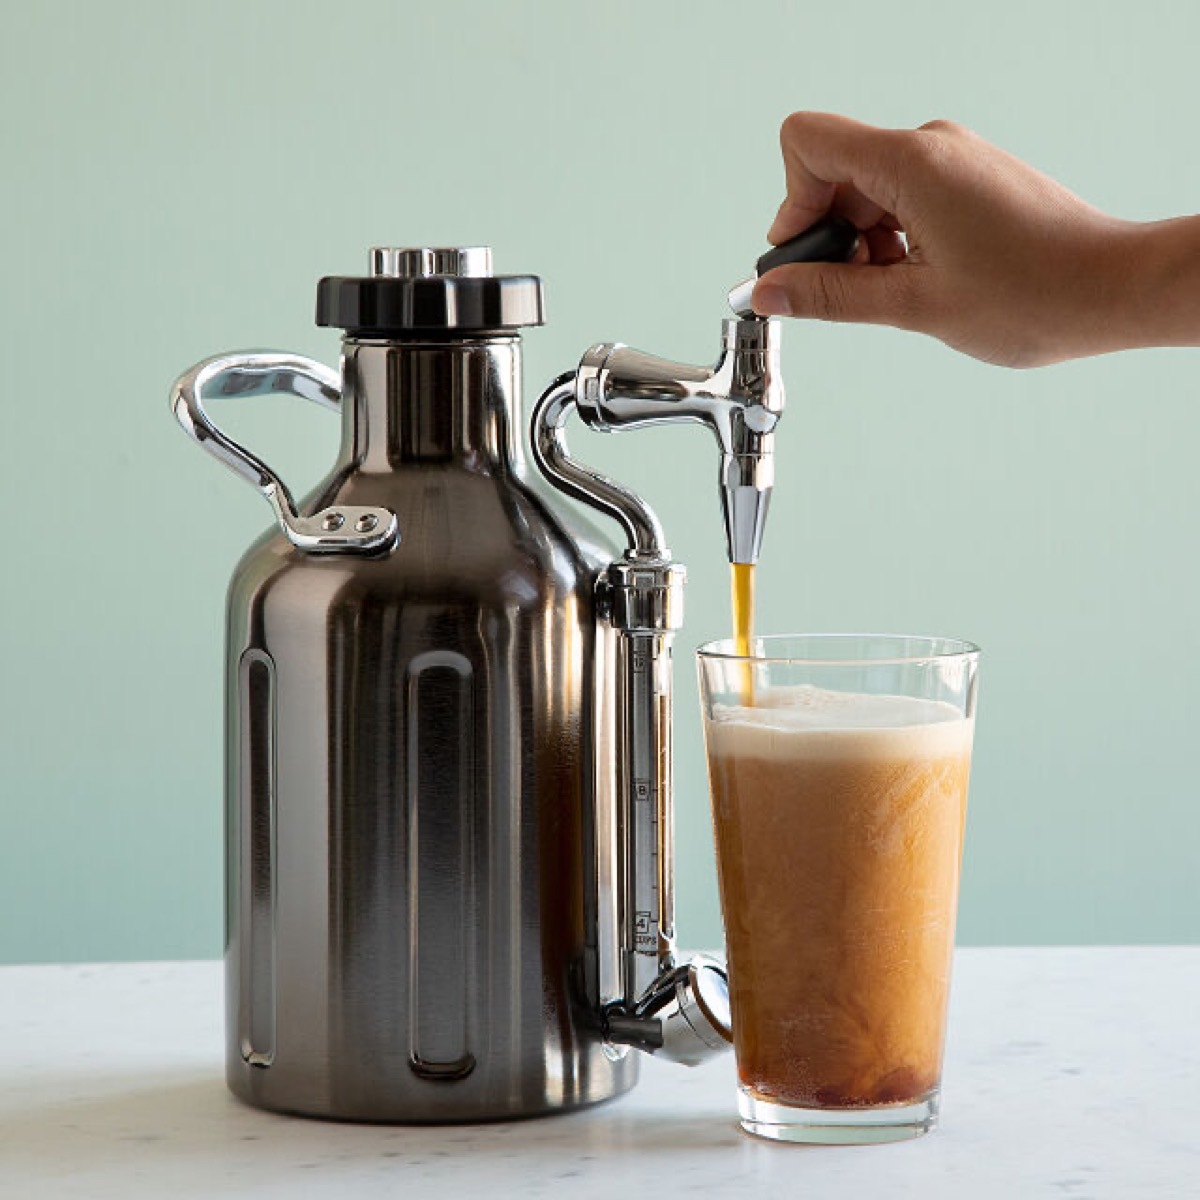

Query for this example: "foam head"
[707,685,974,762]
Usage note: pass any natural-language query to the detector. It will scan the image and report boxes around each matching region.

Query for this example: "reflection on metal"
[406,651,476,1081]
[237,649,276,1068]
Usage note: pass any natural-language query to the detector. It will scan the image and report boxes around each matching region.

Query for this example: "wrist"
[1107,217,1200,352]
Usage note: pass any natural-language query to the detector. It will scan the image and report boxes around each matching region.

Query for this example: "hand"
[753,113,1192,367]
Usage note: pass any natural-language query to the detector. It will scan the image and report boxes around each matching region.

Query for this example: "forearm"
[1116,217,1200,352]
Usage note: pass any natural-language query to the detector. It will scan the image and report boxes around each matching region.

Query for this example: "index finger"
[769,112,906,244]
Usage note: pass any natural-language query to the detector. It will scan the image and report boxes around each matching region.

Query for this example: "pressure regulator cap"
[317,245,544,335]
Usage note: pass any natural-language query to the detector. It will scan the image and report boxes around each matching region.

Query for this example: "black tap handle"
[755,216,859,277]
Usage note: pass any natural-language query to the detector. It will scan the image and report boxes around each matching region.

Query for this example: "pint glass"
[698,635,979,1143]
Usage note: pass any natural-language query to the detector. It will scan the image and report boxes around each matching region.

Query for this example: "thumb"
[751,262,925,331]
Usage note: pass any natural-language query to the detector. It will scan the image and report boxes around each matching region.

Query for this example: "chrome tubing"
[531,373,666,559]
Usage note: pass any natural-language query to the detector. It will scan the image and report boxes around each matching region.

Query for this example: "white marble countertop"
[0,948,1196,1198]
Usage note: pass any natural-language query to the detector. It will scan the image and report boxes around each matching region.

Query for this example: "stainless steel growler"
[170,225,857,1122]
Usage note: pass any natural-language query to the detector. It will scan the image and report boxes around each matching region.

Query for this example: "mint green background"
[2,1,1197,963]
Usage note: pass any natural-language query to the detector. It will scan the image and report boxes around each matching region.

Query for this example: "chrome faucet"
[572,316,785,565]
[531,216,859,1063]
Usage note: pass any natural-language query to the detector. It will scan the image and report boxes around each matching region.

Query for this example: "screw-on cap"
[317,245,543,334]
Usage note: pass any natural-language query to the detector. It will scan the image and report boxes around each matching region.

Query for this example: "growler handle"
[170,351,399,555]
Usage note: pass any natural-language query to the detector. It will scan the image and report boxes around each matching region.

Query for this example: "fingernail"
[753,283,792,317]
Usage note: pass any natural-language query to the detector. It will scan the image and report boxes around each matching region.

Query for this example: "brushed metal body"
[223,337,634,1120]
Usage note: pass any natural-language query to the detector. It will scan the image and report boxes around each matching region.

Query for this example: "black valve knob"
[754,215,860,276]
[728,216,861,316]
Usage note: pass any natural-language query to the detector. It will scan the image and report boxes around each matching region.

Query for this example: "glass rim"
[696,632,981,666]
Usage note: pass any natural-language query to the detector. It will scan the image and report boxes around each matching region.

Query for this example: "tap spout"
[573,317,784,564]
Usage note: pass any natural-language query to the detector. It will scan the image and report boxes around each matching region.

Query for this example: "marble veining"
[0,948,1196,1198]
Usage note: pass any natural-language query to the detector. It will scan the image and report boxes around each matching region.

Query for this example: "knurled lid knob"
[369,246,494,279]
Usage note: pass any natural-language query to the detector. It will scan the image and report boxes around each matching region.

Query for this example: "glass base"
[738,1086,939,1145]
